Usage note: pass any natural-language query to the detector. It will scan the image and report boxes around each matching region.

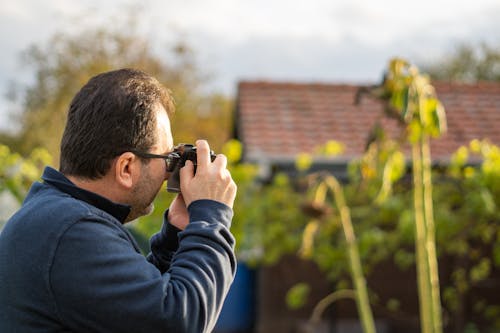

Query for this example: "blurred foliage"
[0,144,52,203]
[437,139,500,330]
[285,137,500,331]
[295,138,377,333]
[3,8,233,161]
[286,283,311,310]
[0,144,52,229]
[235,171,308,265]
[422,42,500,82]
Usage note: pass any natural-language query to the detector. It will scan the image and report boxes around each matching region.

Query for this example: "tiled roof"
[235,81,500,163]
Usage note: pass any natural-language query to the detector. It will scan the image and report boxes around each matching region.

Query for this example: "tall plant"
[381,59,447,333]
[311,174,376,333]
[298,142,376,333]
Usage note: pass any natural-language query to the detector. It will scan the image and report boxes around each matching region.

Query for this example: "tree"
[0,144,52,230]
[5,10,233,159]
[422,42,500,82]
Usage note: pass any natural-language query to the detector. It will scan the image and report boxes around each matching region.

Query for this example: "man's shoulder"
[18,181,93,224]
[0,180,134,271]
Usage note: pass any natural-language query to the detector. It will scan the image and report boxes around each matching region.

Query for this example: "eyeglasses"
[129,150,181,172]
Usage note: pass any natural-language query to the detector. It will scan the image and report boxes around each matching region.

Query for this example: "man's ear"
[113,152,140,189]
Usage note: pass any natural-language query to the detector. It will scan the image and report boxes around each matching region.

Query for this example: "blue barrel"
[214,262,256,333]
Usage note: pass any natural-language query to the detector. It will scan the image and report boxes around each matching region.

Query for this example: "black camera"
[166,143,217,193]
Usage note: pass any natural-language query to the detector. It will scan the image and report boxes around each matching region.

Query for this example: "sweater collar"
[41,167,131,223]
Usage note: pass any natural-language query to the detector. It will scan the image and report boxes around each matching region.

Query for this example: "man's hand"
[167,194,189,230]
[180,140,237,209]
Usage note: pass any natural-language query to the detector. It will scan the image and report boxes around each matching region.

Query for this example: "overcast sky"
[1,0,499,132]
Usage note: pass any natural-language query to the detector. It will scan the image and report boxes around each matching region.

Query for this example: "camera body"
[166,143,217,193]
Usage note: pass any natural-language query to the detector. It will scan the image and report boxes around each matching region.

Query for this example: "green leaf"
[494,243,500,267]
[295,153,313,172]
[316,140,345,156]
[286,283,310,310]
[451,146,469,167]
[386,298,400,312]
[469,258,491,283]
[222,139,243,163]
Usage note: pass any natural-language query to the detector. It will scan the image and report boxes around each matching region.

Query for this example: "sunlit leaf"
[295,153,313,172]
[222,139,243,163]
[286,283,310,310]
[299,219,320,259]
[469,139,482,153]
[407,120,422,143]
[470,258,491,283]
[319,140,345,156]
[451,146,469,167]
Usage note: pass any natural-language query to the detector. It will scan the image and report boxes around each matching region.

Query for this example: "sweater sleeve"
[146,210,182,273]
[49,200,236,333]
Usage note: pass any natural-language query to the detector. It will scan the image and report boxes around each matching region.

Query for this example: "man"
[0,69,237,332]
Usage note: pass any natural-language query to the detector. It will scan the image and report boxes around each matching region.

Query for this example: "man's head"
[60,69,175,221]
[60,68,175,179]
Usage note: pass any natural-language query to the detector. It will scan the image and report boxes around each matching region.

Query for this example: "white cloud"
[0,0,499,131]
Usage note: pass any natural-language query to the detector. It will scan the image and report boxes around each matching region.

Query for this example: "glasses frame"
[129,150,181,172]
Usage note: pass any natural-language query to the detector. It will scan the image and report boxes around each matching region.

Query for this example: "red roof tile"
[235,81,500,163]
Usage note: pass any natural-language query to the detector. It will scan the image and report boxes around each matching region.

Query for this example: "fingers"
[213,153,227,170]
[179,140,237,208]
[180,159,194,175]
[195,140,211,169]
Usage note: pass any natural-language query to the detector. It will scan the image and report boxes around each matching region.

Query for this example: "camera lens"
[165,152,181,172]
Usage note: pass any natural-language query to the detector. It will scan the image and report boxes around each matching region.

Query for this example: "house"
[234,81,500,179]
[231,80,500,333]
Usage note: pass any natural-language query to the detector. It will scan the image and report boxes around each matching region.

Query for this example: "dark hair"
[60,68,174,179]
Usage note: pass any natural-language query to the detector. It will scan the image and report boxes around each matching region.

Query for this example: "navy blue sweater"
[0,167,236,332]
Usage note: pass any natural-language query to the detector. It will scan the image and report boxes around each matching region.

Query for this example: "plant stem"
[412,142,433,333]
[325,176,376,333]
[421,135,443,333]
[310,289,357,324]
